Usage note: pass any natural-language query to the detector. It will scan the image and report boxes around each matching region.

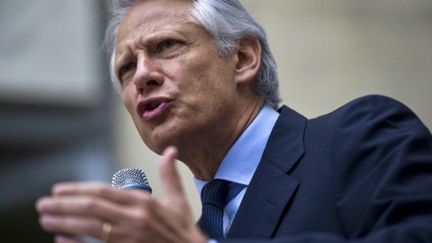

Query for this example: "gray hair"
[105,0,281,109]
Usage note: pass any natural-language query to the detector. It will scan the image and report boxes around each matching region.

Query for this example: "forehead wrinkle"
[116,4,195,55]
[118,0,193,39]
[116,18,200,63]
[115,0,198,68]
[134,11,192,34]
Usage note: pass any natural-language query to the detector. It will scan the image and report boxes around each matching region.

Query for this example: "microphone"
[112,168,152,193]
[76,169,152,243]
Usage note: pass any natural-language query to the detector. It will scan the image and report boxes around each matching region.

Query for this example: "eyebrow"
[114,49,129,73]
[114,21,196,68]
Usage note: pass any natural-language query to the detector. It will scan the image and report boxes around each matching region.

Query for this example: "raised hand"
[36,146,207,243]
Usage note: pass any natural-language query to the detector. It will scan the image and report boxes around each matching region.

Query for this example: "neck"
[179,98,264,180]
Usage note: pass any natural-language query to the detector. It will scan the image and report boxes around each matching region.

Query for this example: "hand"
[36,146,208,243]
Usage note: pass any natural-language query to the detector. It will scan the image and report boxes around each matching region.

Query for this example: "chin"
[137,113,200,155]
[140,127,180,155]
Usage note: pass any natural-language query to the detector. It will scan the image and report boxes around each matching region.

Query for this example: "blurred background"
[0,0,431,242]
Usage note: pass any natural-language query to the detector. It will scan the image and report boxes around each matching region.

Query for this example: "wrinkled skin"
[36,0,262,242]
[37,147,208,243]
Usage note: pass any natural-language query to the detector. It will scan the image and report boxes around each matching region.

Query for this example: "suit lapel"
[227,106,307,238]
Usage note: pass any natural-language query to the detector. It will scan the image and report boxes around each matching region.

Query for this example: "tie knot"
[201,179,228,208]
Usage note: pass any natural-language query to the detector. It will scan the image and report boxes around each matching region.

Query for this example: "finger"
[36,196,128,222]
[52,182,107,195]
[51,182,150,205]
[159,146,186,203]
[54,235,80,243]
[39,214,103,239]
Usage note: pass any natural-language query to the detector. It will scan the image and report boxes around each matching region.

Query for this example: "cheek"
[121,89,143,127]
[122,90,134,113]
[176,57,233,93]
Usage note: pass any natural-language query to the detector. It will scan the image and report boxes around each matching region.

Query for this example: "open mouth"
[147,101,162,111]
[137,98,171,120]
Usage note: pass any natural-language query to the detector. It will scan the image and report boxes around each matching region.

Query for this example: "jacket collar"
[227,105,307,238]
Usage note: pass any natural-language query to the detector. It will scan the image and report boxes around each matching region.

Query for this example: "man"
[36,0,432,242]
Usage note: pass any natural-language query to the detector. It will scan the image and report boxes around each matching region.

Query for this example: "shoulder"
[322,94,415,121]
[323,96,432,237]
[311,94,429,135]
[323,95,431,197]
[303,95,431,189]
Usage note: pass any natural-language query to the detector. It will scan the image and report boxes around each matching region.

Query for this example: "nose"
[132,54,164,94]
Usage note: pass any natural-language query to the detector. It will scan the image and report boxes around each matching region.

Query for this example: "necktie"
[198,179,229,239]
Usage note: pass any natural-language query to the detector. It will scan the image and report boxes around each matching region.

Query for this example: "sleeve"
[221,95,432,243]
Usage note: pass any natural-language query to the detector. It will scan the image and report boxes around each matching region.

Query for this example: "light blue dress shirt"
[195,105,280,238]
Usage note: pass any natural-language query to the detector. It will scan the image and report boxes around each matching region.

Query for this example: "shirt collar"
[194,105,280,193]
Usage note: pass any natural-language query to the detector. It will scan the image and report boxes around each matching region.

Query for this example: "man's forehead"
[116,0,192,41]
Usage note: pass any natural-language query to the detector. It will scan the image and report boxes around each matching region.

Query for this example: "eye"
[118,62,136,81]
[155,39,180,54]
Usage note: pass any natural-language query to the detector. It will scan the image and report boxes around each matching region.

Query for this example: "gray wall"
[0,1,111,242]
[245,0,432,128]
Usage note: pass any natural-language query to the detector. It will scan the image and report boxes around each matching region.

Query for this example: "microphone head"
[112,168,152,193]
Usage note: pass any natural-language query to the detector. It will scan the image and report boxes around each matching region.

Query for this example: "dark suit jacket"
[223,95,432,243]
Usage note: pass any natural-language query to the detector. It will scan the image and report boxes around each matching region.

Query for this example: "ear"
[234,38,261,84]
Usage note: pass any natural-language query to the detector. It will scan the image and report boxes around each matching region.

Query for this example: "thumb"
[159,146,187,207]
